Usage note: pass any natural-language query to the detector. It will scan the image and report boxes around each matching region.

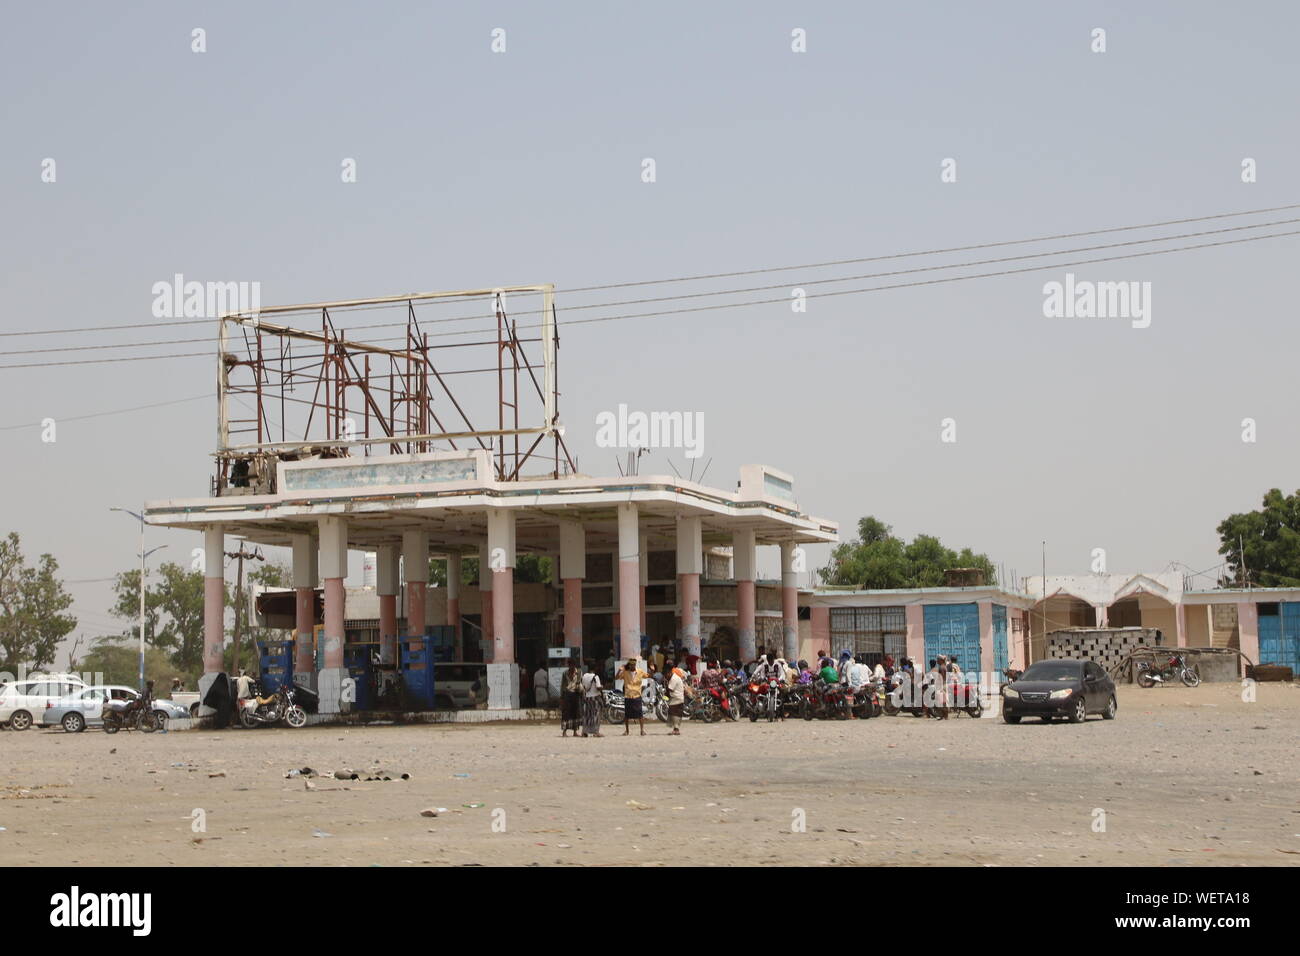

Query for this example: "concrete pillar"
[977,600,995,681]
[446,553,462,659]
[487,509,516,664]
[779,541,799,662]
[1095,604,1109,627]
[617,503,642,660]
[1236,602,1258,677]
[560,521,586,650]
[478,541,494,656]
[402,530,428,639]
[486,509,518,709]
[318,516,348,714]
[639,534,649,636]
[676,516,703,657]
[198,526,225,717]
[1175,602,1188,648]
[810,605,830,662]
[377,544,400,667]
[291,533,315,679]
[905,604,925,664]
[733,529,756,662]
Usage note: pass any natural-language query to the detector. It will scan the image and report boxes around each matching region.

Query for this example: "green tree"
[429,554,552,585]
[818,516,997,589]
[77,638,178,688]
[1217,488,1300,587]
[110,562,227,675]
[0,532,77,671]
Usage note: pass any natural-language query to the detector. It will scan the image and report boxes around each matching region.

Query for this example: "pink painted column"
[291,534,316,677]
[564,578,583,648]
[810,605,830,660]
[617,503,642,661]
[560,519,586,652]
[905,604,925,663]
[478,541,494,658]
[733,529,757,661]
[1236,602,1259,676]
[446,553,462,659]
[780,542,799,662]
[323,577,345,669]
[202,526,225,676]
[1175,602,1188,648]
[403,530,428,639]
[376,544,399,667]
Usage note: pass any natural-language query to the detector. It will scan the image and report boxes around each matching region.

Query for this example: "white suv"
[0,675,88,731]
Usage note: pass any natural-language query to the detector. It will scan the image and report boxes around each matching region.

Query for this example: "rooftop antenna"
[666,457,684,480]
[697,456,713,486]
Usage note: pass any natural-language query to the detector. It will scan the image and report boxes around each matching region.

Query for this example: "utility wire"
[3,200,1297,340]
[3,225,1298,369]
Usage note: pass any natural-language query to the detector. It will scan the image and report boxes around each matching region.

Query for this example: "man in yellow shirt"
[618,658,649,736]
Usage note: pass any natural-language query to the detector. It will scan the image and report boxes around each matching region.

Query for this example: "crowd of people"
[549,643,974,737]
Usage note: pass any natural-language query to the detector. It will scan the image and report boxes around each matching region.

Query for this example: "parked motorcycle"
[746,679,781,722]
[238,684,308,728]
[103,697,160,734]
[947,679,984,717]
[1136,654,1200,688]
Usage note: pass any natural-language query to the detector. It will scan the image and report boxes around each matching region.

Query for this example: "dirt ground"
[3,683,1297,867]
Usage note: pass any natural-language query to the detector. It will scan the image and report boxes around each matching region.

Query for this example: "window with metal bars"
[828,606,907,664]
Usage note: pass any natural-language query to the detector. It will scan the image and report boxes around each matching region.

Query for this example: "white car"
[41,685,189,733]
[0,675,88,731]
[433,663,489,709]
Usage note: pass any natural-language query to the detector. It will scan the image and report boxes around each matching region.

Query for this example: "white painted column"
[676,516,702,657]
[318,516,349,714]
[639,531,649,637]
[487,508,518,708]
[198,526,226,717]
[617,503,642,661]
[780,541,800,663]
[734,528,757,662]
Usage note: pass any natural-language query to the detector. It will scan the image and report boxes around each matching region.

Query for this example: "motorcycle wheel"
[1181,668,1201,687]
[1136,670,1155,688]
[103,713,121,734]
[882,696,900,716]
[966,700,983,718]
[285,705,307,728]
[239,707,258,728]
[139,710,160,733]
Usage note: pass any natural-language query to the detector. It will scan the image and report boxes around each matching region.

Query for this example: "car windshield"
[1020,662,1081,681]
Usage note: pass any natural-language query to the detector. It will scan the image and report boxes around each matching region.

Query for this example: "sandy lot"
[2,683,1297,867]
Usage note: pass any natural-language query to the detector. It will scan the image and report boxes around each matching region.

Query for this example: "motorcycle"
[238,684,308,728]
[849,680,883,719]
[103,697,160,734]
[1136,654,1200,688]
[601,688,626,724]
[746,679,781,722]
[947,678,984,717]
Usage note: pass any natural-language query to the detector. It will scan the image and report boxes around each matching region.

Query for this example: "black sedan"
[1002,659,1116,724]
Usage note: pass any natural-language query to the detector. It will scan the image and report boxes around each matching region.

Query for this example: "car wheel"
[61,712,86,733]
[1103,695,1117,720]
[1039,715,1053,722]
[189,703,200,718]
[9,710,32,732]
[152,711,169,731]
[1002,714,1021,724]
[1068,698,1086,723]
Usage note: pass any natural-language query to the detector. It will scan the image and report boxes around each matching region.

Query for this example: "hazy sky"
[3,1,1298,649]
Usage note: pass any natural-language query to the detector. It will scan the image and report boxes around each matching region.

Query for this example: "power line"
[3,224,1298,369]
[3,200,1298,340]
[0,394,210,431]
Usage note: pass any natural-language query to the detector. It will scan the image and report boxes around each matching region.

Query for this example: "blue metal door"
[923,604,980,680]
[1259,603,1300,671]
[992,605,1008,675]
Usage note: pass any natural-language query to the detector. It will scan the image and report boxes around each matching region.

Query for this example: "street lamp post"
[111,506,166,693]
